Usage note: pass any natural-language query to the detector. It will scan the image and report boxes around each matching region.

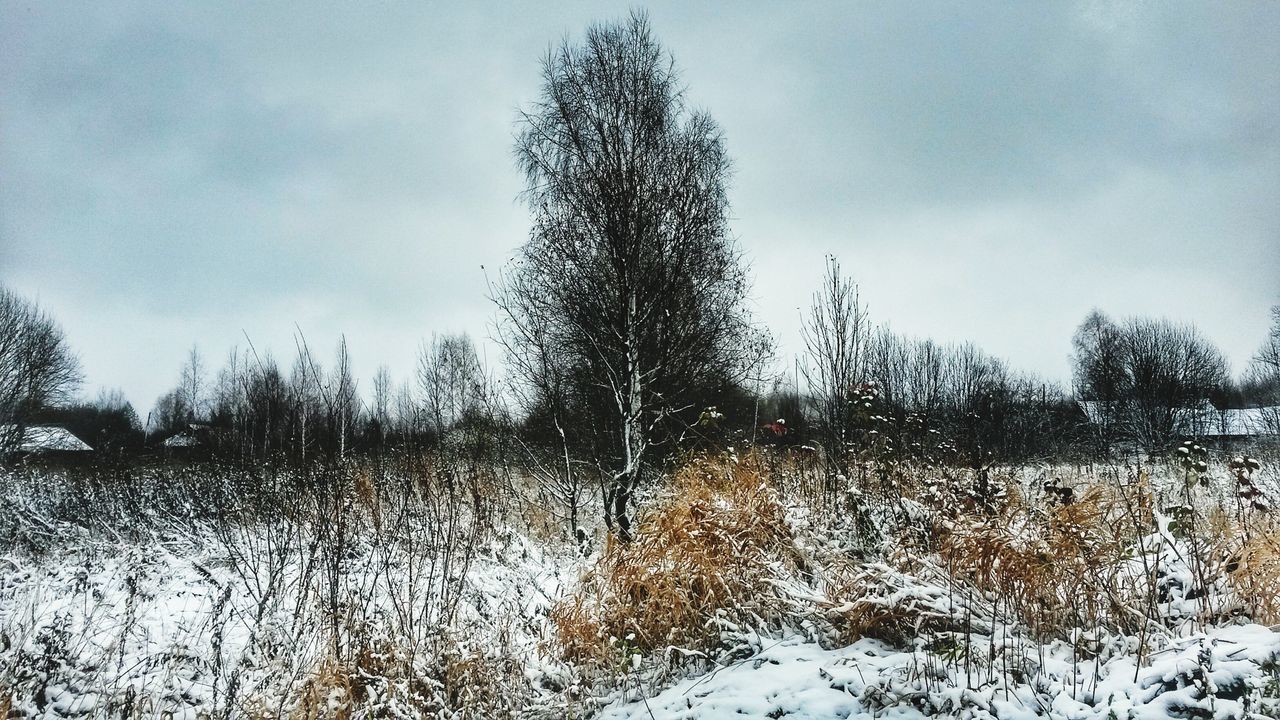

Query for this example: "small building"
[157,422,216,456]
[1200,406,1280,441]
[1076,400,1279,446]
[1,424,94,456]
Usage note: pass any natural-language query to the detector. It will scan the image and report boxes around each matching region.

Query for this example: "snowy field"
[1,453,1278,718]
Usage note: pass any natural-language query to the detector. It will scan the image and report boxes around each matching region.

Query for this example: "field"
[1,448,1279,719]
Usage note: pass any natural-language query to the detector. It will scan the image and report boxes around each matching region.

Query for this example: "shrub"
[825,560,980,647]
[1217,514,1280,626]
[552,452,800,666]
[937,481,1138,639]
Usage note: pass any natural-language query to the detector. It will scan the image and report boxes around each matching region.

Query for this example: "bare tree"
[328,337,360,459]
[179,345,207,423]
[1069,312,1230,450]
[1255,306,1280,377]
[863,327,1075,462]
[149,345,209,439]
[0,286,82,457]
[416,332,506,489]
[494,11,768,540]
[283,334,362,460]
[393,381,420,440]
[801,256,871,479]
[1071,310,1128,453]
[289,338,325,462]
[867,330,948,427]
[1118,317,1228,448]
[416,333,487,444]
[370,364,393,446]
[1244,305,1280,433]
[490,299,594,544]
[150,390,188,438]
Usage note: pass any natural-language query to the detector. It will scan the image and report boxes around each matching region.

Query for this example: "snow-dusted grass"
[564,450,1280,718]
[552,455,802,668]
[1,448,1278,718]
[0,460,578,717]
[598,624,1280,720]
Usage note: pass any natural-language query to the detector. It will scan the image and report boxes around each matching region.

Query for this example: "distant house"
[1076,400,1279,445]
[1077,400,1113,427]
[1199,406,1280,440]
[158,423,215,453]
[1,424,93,454]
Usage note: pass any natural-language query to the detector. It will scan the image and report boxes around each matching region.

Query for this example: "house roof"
[1199,407,1278,437]
[1076,401,1279,438]
[161,431,198,448]
[2,424,93,452]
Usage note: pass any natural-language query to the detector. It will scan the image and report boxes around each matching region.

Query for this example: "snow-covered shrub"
[937,478,1146,640]
[824,560,984,647]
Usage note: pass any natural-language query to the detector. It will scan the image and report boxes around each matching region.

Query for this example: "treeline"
[5,13,1279,541]
[795,258,1092,481]
[0,285,85,454]
[796,264,1279,477]
[120,334,499,466]
[6,276,1275,473]
[1082,309,1280,449]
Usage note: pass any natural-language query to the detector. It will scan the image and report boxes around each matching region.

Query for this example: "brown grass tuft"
[552,452,799,666]
[1214,513,1280,626]
[937,483,1136,639]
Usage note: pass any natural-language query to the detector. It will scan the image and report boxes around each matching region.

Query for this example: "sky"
[2,1,1278,415]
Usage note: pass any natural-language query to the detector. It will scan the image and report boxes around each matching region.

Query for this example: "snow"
[1,459,1278,717]
[0,498,578,718]
[161,432,197,448]
[596,624,1280,719]
[0,425,93,452]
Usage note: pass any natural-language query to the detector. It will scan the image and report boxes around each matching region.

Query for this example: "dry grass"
[930,464,1280,641]
[276,632,526,719]
[552,452,799,666]
[1212,512,1280,626]
[825,560,973,647]
[936,482,1139,639]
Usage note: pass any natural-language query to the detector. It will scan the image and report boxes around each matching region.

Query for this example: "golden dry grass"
[551,450,1280,672]
[1210,512,1280,626]
[552,452,799,666]
[935,482,1140,639]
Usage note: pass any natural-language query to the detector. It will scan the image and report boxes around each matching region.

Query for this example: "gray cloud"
[2,0,1277,411]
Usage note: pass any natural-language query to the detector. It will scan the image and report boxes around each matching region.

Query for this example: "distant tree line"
[136,333,502,468]
[1242,306,1280,435]
[1070,309,1279,452]
[798,257,1080,475]
[4,12,1278,546]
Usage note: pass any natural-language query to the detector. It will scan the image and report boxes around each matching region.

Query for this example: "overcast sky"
[2,1,1278,415]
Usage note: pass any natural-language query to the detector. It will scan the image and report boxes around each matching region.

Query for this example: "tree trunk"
[611,478,634,543]
[612,290,645,543]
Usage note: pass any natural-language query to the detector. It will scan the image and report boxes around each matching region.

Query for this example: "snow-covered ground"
[1,457,1278,718]
[600,625,1280,720]
[0,520,574,717]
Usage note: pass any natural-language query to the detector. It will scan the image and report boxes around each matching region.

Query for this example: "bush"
[552,452,800,667]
